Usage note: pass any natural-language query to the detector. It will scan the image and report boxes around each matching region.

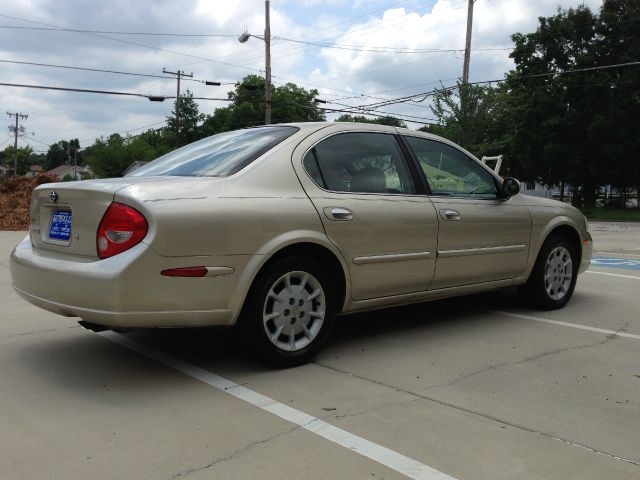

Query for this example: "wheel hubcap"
[544,246,573,301]
[263,271,325,352]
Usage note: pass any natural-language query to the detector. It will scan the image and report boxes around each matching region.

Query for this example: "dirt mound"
[0,175,58,230]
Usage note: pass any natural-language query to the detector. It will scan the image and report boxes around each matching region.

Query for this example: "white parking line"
[99,331,456,480]
[586,271,640,280]
[596,252,640,258]
[492,311,640,341]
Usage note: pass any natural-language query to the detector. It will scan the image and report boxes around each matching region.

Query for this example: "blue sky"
[0,0,602,153]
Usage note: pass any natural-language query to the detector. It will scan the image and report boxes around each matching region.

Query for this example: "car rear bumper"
[10,236,249,328]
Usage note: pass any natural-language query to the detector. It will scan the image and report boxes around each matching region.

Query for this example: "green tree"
[201,75,325,135]
[45,141,69,170]
[84,134,157,178]
[166,90,205,147]
[137,128,173,157]
[44,139,80,171]
[3,145,34,175]
[504,2,639,207]
[422,83,508,150]
[335,114,406,128]
[418,82,516,174]
[596,0,640,208]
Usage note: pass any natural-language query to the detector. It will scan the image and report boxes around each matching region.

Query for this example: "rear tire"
[518,235,578,310]
[238,256,337,367]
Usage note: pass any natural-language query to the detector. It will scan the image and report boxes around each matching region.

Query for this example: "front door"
[403,135,531,289]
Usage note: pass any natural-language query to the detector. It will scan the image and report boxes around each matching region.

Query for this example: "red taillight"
[97,202,148,259]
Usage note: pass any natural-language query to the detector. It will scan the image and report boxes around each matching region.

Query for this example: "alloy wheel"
[262,270,325,352]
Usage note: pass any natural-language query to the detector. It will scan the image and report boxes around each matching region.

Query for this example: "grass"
[580,207,640,222]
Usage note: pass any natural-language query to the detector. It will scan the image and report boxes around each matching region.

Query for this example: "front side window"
[303,133,416,194]
[128,126,298,177]
[405,136,498,198]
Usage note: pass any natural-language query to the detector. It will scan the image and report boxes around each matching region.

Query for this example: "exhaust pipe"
[78,320,109,333]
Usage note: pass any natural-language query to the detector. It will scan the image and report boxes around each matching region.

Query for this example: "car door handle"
[324,207,354,221]
[439,209,461,221]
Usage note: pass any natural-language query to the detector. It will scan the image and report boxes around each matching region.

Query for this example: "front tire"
[239,256,337,367]
[519,235,578,310]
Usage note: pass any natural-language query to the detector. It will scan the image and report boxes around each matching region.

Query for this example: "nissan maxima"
[10,122,593,366]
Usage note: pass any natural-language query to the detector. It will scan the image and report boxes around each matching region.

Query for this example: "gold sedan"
[10,122,592,366]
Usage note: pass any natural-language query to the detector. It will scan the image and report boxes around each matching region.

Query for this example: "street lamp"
[238,0,271,125]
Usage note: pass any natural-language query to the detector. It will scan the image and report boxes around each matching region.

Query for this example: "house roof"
[46,165,76,176]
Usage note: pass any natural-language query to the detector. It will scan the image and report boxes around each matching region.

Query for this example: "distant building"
[520,181,558,199]
[46,164,94,181]
[25,165,44,178]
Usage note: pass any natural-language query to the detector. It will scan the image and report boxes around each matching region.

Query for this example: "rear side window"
[128,126,298,177]
[303,132,416,194]
[404,136,498,198]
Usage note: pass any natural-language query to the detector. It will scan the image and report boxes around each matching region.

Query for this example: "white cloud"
[0,0,605,149]
[311,0,604,124]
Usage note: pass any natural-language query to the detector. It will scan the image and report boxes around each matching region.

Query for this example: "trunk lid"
[30,177,174,257]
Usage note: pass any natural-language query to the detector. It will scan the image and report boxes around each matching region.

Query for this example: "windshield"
[128,126,299,177]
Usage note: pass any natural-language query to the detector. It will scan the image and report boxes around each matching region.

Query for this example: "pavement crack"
[0,324,80,340]
[313,359,640,468]
[329,400,412,421]
[165,424,300,480]
[424,335,616,391]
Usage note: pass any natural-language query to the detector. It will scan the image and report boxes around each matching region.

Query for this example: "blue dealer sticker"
[49,210,72,241]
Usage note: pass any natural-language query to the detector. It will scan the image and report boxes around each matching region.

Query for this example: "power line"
[4,59,638,110]
[0,24,238,37]
[316,105,436,125]
[77,120,169,145]
[168,1,412,70]
[323,100,436,122]
[23,135,51,148]
[343,61,640,111]
[0,14,269,79]
[271,36,512,55]
[0,14,385,101]
[0,82,164,99]
[0,58,176,81]
[220,0,464,69]
[0,4,480,103]
[273,36,463,54]
[0,58,234,85]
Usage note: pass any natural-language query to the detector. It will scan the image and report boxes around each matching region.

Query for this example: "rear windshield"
[128,126,299,177]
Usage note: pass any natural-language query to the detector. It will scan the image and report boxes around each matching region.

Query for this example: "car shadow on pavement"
[19,330,198,405]
[325,288,521,348]
[20,288,532,394]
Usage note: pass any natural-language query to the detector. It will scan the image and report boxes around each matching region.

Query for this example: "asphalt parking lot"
[1,223,639,480]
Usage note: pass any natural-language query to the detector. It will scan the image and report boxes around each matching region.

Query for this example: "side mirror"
[501,177,520,198]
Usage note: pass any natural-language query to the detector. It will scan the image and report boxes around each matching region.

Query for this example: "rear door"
[292,125,439,301]
[403,135,532,290]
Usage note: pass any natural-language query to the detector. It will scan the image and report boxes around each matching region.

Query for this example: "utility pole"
[163,69,193,147]
[462,0,475,85]
[237,0,272,125]
[7,112,28,176]
[264,0,272,124]
[460,0,474,147]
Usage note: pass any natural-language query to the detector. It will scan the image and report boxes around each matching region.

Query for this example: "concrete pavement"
[1,224,639,479]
